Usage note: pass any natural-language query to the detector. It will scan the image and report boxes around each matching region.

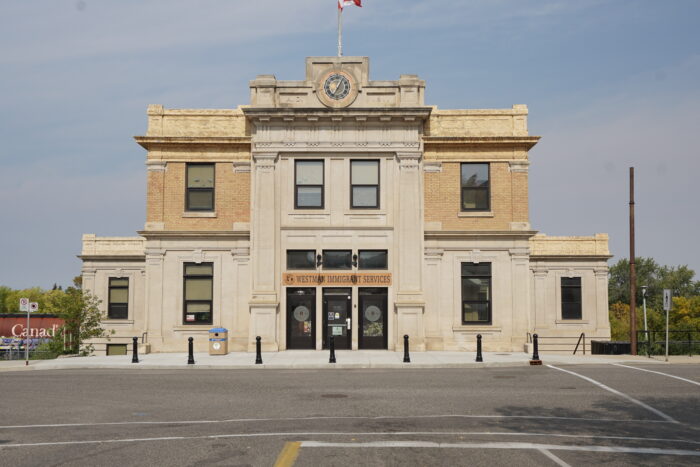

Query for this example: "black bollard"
[255,336,263,364]
[329,336,336,364]
[187,337,195,365]
[403,335,411,363]
[476,334,483,362]
[132,336,139,363]
[529,333,542,365]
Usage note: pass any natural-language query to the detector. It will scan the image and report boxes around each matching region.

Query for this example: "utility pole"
[629,167,637,355]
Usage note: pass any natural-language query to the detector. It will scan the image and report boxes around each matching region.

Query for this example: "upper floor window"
[287,250,317,270]
[351,160,379,208]
[322,250,352,270]
[186,164,215,211]
[183,263,213,324]
[358,250,387,269]
[295,160,324,209]
[108,278,128,319]
[461,163,490,211]
[561,277,582,320]
[461,263,491,324]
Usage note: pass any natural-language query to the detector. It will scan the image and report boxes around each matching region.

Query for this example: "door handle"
[346,318,351,330]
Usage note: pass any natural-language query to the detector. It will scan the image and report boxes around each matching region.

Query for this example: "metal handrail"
[573,332,586,355]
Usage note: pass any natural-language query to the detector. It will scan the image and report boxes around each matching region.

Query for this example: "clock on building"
[317,70,358,108]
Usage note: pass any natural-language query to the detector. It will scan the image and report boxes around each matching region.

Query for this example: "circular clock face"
[323,73,351,100]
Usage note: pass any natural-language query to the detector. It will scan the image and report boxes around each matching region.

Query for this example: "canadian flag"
[338,0,362,10]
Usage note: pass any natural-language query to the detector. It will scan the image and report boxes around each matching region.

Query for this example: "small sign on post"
[29,302,39,313]
[19,298,29,312]
[663,289,672,311]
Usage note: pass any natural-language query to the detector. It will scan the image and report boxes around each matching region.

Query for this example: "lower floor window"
[561,277,582,320]
[184,263,213,324]
[461,262,491,324]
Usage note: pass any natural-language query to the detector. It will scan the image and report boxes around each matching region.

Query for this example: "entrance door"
[359,288,388,349]
[286,288,316,349]
[322,288,351,349]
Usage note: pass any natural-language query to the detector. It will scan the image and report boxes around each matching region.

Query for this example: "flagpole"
[338,6,342,57]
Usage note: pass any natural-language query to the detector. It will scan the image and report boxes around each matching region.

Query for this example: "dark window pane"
[358,250,387,269]
[187,190,214,210]
[463,302,490,323]
[561,277,581,287]
[323,250,352,269]
[352,186,378,208]
[462,278,490,302]
[296,187,322,207]
[461,263,491,276]
[287,250,316,269]
[462,188,489,210]
[108,303,128,320]
[561,286,581,303]
[562,303,582,320]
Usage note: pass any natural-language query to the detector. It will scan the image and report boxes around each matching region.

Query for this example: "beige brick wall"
[150,162,250,231]
[425,162,528,230]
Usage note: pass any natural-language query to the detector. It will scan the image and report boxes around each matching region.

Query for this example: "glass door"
[322,288,351,349]
[286,288,315,349]
[359,288,388,349]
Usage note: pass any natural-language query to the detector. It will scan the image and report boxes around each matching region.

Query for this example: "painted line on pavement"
[299,440,700,457]
[538,448,572,467]
[0,413,674,431]
[546,365,679,424]
[2,430,699,449]
[274,441,301,467]
[612,363,700,387]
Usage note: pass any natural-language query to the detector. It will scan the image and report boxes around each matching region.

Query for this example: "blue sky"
[1,0,698,289]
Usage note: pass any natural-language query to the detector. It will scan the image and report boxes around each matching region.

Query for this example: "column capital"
[146,160,167,172]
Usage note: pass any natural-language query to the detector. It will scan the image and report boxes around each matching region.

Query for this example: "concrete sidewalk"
[3,350,694,372]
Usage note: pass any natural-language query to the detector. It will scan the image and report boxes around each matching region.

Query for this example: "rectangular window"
[461,263,491,324]
[561,277,582,320]
[351,160,379,208]
[358,250,388,269]
[186,164,215,211]
[287,250,317,270]
[461,163,490,211]
[322,250,352,270]
[108,278,129,319]
[183,263,213,324]
[295,160,324,209]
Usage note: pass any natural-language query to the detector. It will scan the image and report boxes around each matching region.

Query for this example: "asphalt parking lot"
[0,363,698,466]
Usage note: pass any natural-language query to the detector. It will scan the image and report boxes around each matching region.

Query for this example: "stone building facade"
[80,56,611,355]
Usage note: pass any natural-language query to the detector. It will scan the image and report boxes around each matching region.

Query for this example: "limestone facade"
[81,56,611,354]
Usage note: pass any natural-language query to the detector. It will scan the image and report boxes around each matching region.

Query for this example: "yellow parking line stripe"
[274,441,301,467]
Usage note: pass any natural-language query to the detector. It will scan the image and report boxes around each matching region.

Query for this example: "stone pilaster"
[509,248,531,349]
[249,152,279,351]
[144,249,165,344]
[394,151,425,350]
[532,266,548,332]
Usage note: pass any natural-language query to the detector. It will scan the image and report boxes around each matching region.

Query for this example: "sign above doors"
[283,272,392,287]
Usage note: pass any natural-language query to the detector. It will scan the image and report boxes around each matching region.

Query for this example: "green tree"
[44,286,110,355]
[0,286,11,313]
[3,287,47,314]
[609,257,700,310]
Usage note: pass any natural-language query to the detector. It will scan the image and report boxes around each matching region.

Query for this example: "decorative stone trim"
[423,161,442,173]
[508,161,530,173]
[146,161,167,172]
[182,212,217,218]
[232,161,251,173]
[458,211,494,218]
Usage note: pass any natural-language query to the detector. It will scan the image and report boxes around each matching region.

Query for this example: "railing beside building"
[637,330,700,357]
